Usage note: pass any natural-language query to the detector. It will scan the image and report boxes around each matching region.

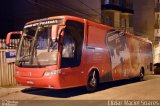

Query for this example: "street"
[0,75,160,100]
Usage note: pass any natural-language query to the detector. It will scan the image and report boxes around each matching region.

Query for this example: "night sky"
[0,0,55,38]
[0,0,101,39]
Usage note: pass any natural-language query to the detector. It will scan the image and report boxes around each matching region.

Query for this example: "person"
[62,27,75,58]
[36,27,48,50]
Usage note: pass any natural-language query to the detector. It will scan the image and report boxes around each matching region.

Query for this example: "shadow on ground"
[21,78,142,98]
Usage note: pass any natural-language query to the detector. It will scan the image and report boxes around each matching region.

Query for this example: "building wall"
[101,0,134,33]
[154,0,160,42]
[120,13,134,33]
[133,0,160,63]
[154,0,160,63]
[133,0,155,42]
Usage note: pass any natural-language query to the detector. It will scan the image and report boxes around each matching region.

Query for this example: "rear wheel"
[86,71,98,92]
[139,68,144,81]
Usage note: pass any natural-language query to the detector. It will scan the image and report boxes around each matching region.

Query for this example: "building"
[133,0,160,63]
[101,0,134,33]
[102,0,160,63]
[155,0,160,42]
[154,0,160,63]
[133,0,155,42]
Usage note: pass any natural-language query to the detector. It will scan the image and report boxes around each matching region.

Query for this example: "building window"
[155,14,160,29]
[120,0,125,7]
[120,18,126,28]
[155,0,160,8]
[113,0,120,6]
[125,0,132,9]
[105,16,113,26]
[104,0,110,4]
[129,15,133,27]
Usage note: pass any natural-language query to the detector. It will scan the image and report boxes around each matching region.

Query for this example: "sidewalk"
[144,74,160,80]
[0,86,27,98]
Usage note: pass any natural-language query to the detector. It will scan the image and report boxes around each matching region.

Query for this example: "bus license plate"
[27,80,34,84]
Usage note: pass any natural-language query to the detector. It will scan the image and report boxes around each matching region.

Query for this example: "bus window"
[61,20,84,68]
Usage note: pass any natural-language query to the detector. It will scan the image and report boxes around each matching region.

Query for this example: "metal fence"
[0,39,19,87]
[0,39,19,49]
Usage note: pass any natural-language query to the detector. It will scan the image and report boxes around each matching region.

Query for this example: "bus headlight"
[44,70,61,77]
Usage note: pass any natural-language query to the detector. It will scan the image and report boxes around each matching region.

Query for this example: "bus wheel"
[86,71,98,92]
[139,68,144,81]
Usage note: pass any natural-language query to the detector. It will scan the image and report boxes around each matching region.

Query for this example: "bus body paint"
[6,15,153,90]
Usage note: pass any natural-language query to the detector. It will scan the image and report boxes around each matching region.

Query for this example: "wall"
[133,0,155,42]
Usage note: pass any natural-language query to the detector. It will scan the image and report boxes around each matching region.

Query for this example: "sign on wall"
[5,50,16,63]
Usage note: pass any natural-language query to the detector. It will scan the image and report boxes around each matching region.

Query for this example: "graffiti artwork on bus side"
[106,30,131,80]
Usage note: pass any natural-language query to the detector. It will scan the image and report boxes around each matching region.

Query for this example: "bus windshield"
[16,25,58,67]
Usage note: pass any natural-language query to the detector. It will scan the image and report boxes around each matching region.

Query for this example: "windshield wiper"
[29,25,40,64]
[16,55,30,66]
[24,34,33,40]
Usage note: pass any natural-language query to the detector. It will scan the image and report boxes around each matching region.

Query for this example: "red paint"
[6,16,153,90]
[6,31,22,45]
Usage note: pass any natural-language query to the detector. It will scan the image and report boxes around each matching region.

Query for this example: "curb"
[144,75,160,80]
[0,86,29,98]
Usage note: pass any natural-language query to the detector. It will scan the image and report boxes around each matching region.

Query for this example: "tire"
[139,68,144,81]
[86,71,98,92]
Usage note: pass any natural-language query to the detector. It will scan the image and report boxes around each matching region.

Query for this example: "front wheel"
[86,71,98,92]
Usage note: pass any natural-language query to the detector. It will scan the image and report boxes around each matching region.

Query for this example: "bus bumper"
[15,75,62,89]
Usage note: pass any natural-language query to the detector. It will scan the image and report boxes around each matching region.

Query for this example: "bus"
[6,16,153,92]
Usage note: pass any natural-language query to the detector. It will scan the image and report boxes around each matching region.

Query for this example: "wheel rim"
[140,69,144,78]
[140,72,143,77]
[89,71,97,87]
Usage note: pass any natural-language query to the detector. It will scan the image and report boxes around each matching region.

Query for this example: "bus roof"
[25,15,152,44]
[26,15,85,25]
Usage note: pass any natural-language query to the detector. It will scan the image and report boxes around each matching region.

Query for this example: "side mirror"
[6,31,22,47]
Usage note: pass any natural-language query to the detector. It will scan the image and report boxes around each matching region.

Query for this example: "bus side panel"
[106,30,132,80]
[86,25,112,83]
[127,35,153,77]
[139,42,153,75]
[146,43,153,73]
[127,35,143,78]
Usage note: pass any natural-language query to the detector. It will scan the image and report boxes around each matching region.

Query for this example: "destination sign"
[24,19,62,29]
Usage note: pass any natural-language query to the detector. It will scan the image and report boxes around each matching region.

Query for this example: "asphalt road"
[0,75,160,100]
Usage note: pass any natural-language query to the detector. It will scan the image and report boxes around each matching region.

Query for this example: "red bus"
[6,16,153,92]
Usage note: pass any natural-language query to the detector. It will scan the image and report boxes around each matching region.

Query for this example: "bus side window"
[62,27,75,58]
[61,20,84,68]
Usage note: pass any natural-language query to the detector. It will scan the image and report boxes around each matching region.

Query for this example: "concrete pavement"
[0,75,160,100]
[0,86,27,98]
